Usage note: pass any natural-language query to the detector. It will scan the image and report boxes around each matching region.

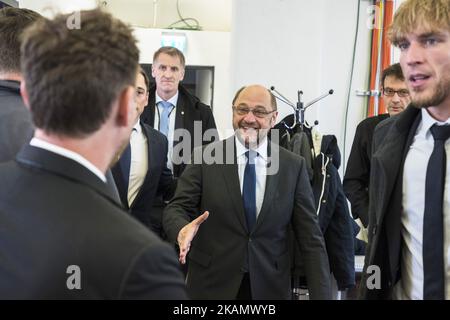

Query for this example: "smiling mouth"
[241,127,259,132]
[409,74,431,88]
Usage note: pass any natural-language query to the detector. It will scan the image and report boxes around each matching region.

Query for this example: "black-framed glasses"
[232,106,276,118]
[383,88,410,97]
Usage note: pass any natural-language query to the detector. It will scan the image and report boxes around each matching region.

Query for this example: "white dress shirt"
[393,108,450,300]
[235,136,268,218]
[29,137,106,182]
[154,92,179,172]
[127,121,148,206]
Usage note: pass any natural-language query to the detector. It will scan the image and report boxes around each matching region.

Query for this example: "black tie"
[423,123,450,300]
[243,150,257,232]
[119,143,131,192]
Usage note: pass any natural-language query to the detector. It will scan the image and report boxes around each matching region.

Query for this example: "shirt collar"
[155,91,179,108]
[0,79,20,93]
[420,108,450,137]
[235,135,268,162]
[29,137,107,182]
[133,120,142,134]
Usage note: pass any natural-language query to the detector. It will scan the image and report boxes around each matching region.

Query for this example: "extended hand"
[177,211,209,264]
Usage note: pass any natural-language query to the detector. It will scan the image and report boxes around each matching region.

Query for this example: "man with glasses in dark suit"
[164,84,331,300]
[344,63,410,239]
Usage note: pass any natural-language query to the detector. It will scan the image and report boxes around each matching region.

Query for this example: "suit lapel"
[111,161,129,208]
[141,87,156,128]
[220,137,247,231]
[384,108,421,280]
[373,106,421,226]
[372,106,421,282]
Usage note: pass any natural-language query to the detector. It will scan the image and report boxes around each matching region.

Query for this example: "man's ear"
[116,86,137,127]
[20,81,31,111]
[270,111,279,128]
[151,64,156,78]
[180,68,185,82]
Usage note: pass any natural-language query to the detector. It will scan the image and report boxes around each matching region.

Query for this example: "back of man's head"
[20,9,139,138]
[0,7,41,75]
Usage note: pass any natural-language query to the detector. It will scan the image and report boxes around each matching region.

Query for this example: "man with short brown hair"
[141,46,218,178]
[344,63,410,229]
[0,9,186,299]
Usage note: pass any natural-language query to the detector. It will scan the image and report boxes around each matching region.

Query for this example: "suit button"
[322,199,327,204]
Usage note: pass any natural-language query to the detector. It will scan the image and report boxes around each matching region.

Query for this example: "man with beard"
[163,85,331,300]
[344,63,410,239]
[360,0,450,300]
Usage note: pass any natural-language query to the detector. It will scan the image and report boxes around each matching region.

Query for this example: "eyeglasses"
[383,88,410,97]
[232,106,276,118]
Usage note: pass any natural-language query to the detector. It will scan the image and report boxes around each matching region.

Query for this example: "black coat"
[141,84,218,178]
[311,135,355,290]
[0,80,34,163]
[273,116,356,290]
[0,145,187,299]
[343,113,389,227]
[360,105,421,299]
[112,122,176,236]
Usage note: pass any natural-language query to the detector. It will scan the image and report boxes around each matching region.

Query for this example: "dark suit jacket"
[141,84,218,178]
[0,145,187,299]
[359,105,421,299]
[0,80,34,163]
[343,113,389,227]
[163,136,331,300]
[112,122,175,235]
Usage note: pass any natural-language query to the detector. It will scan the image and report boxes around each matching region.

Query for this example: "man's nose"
[391,92,401,102]
[404,40,425,67]
[243,110,257,122]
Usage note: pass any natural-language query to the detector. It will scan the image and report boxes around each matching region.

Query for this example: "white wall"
[19,0,97,16]
[19,0,232,31]
[231,0,374,173]
[134,27,231,138]
[105,0,231,31]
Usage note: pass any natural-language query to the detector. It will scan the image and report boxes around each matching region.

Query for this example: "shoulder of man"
[178,84,212,112]
[141,122,167,144]
[357,113,389,130]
